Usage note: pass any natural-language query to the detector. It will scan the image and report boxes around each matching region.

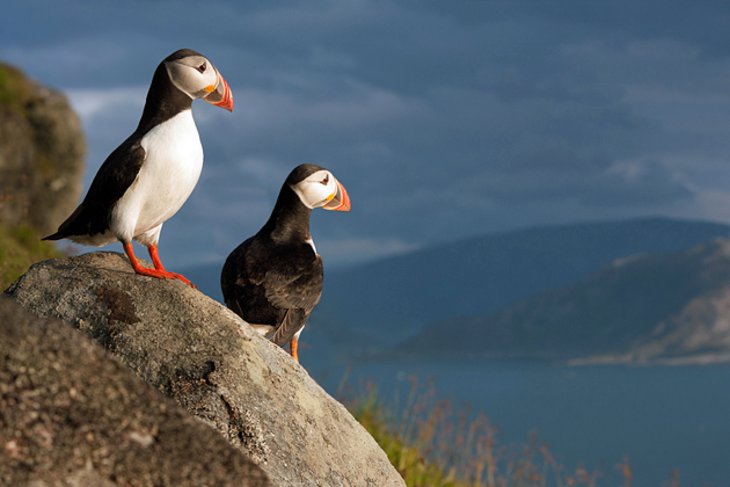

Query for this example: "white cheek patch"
[165,63,195,99]
[165,59,217,99]
[290,170,336,208]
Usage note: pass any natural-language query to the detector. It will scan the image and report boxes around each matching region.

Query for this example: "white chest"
[305,237,318,254]
[112,110,204,240]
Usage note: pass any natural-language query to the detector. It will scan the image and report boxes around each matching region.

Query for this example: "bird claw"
[163,271,196,288]
[131,266,196,288]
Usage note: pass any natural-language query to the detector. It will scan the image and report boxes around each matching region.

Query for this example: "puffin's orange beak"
[323,180,351,212]
[204,69,234,112]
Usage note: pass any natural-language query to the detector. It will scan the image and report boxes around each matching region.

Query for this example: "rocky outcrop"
[0,296,269,486]
[5,252,404,487]
[0,62,85,234]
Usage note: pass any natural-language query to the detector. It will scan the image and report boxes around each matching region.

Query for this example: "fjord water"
[310,359,730,487]
[181,219,730,485]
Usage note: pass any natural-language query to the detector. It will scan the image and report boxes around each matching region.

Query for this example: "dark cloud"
[3,0,730,268]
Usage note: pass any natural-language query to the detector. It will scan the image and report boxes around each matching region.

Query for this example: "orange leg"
[147,244,167,271]
[121,242,194,287]
[147,244,195,287]
[123,242,172,279]
[290,336,299,363]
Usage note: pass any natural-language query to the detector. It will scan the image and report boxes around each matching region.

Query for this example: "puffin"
[221,164,351,363]
[43,49,234,286]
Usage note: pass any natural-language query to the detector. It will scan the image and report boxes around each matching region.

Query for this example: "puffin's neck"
[261,185,312,244]
[136,64,193,134]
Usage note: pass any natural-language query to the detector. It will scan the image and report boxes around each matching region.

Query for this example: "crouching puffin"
[221,164,351,363]
[44,49,234,286]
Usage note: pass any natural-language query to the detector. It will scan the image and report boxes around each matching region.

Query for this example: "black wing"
[221,237,323,345]
[44,136,146,240]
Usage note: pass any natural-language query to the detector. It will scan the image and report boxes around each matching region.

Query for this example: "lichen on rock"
[0,62,85,235]
[0,296,270,486]
[5,252,405,487]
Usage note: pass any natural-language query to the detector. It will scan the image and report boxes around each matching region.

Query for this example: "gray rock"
[6,252,405,487]
[0,296,269,486]
[0,62,85,234]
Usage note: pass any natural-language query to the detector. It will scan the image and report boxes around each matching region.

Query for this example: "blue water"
[311,360,730,486]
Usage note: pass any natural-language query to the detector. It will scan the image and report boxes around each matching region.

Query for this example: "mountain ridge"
[403,238,730,364]
[316,217,730,343]
[181,217,730,362]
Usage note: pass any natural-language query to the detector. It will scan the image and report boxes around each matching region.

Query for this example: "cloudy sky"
[4,1,730,268]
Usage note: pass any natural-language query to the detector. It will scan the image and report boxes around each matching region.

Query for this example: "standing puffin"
[44,49,233,286]
[221,164,351,362]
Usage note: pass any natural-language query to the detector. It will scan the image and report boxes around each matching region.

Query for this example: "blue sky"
[4,1,730,268]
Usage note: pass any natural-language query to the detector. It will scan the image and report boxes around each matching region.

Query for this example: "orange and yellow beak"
[323,179,351,212]
[204,69,234,112]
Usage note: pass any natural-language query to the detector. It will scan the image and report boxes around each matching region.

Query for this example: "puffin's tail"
[269,309,307,346]
[42,230,67,241]
[41,204,87,241]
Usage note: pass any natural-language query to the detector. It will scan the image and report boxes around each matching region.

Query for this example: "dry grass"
[0,63,34,114]
[343,376,647,487]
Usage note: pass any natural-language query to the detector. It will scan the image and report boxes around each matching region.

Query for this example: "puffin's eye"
[319,174,329,185]
[196,63,207,73]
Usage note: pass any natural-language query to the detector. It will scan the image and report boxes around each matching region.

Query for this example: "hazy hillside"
[0,61,84,289]
[183,218,730,352]
[317,218,730,343]
[0,62,85,235]
[405,239,730,364]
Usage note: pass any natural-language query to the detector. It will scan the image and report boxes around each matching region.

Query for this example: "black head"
[159,48,233,111]
[285,164,326,185]
[163,48,205,63]
[285,163,351,212]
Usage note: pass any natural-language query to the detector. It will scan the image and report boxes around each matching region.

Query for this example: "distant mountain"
[317,217,730,344]
[181,217,730,358]
[404,239,730,364]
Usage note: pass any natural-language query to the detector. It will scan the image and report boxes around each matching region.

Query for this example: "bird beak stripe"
[203,69,234,112]
[323,180,351,212]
